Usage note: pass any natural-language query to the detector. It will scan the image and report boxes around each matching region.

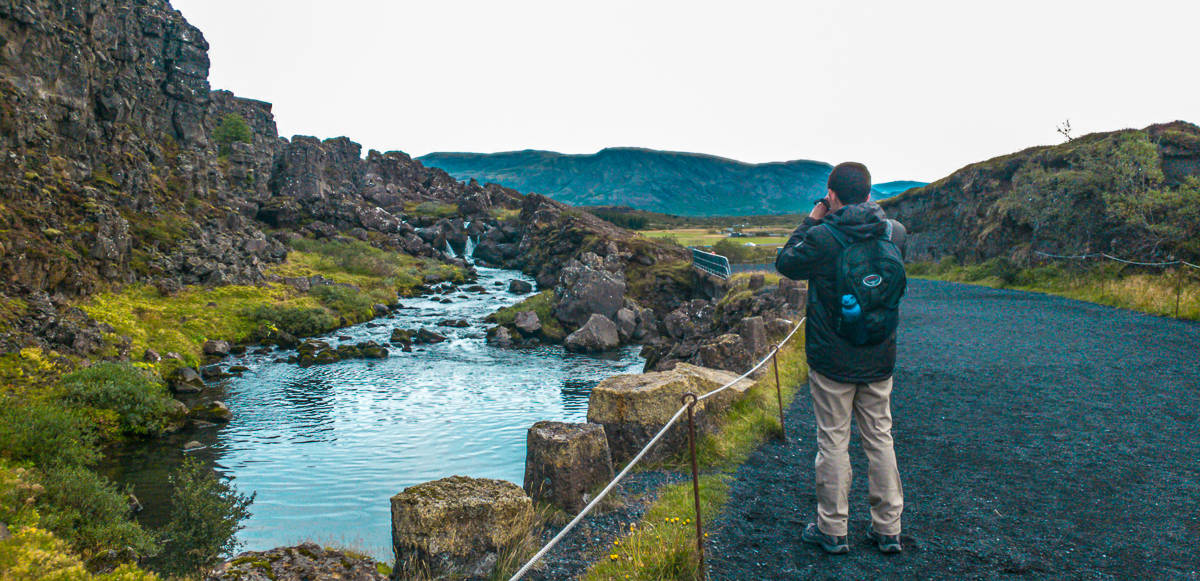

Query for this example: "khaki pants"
[808,369,904,536]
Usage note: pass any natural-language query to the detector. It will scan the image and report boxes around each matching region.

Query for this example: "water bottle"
[841,294,865,344]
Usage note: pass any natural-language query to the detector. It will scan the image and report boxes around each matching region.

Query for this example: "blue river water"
[105,266,643,559]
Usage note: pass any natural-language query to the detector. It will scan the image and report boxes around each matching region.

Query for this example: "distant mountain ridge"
[872,180,927,200]
[419,148,836,216]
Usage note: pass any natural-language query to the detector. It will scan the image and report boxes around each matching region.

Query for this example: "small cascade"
[464,236,478,262]
[444,240,457,258]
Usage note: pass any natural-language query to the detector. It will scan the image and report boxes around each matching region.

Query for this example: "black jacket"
[775,201,906,384]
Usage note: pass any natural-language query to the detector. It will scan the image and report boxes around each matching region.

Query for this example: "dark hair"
[827,162,872,204]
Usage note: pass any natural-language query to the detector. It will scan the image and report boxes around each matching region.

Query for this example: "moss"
[486,290,566,341]
[403,201,459,218]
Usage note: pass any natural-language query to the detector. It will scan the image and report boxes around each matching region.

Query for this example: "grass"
[82,238,469,370]
[582,337,808,580]
[640,229,787,249]
[909,257,1200,320]
[486,290,567,341]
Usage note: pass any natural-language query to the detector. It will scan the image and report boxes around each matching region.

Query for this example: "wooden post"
[681,392,706,580]
[773,351,786,441]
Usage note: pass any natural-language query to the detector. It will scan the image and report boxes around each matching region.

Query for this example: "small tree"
[149,458,254,577]
[213,113,253,157]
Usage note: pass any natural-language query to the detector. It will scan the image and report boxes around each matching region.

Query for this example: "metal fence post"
[681,392,706,580]
[772,351,786,441]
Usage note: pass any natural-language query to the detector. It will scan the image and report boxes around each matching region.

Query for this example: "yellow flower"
[613,540,620,546]
[610,554,619,560]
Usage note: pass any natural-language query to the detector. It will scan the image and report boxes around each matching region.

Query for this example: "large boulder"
[189,400,233,423]
[202,339,231,357]
[553,263,625,327]
[587,363,754,464]
[207,543,387,581]
[508,279,533,294]
[738,316,768,358]
[697,333,755,374]
[391,476,534,580]
[169,367,205,394]
[564,314,619,353]
[514,311,541,336]
[614,308,637,343]
[523,422,614,513]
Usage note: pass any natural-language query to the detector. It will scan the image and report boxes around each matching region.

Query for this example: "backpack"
[824,220,907,346]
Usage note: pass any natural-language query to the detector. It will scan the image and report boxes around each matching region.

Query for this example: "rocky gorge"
[0,1,813,579]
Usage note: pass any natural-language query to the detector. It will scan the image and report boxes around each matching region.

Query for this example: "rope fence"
[509,316,807,581]
[1033,251,1197,317]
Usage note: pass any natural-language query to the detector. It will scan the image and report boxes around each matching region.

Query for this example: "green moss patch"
[486,290,566,341]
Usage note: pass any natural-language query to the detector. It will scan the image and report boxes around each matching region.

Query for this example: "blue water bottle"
[841,294,864,344]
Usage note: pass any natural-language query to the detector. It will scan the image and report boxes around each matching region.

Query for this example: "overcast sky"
[174,0,1197,182]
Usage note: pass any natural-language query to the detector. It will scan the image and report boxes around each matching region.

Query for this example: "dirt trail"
[708,279,1200,580]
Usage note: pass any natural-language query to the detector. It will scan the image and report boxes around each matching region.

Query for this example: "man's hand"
[809,197,830,220]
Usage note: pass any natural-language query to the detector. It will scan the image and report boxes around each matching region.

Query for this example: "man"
[775,162,907,555]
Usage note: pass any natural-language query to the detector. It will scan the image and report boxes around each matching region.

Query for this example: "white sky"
[174,0,1198,182]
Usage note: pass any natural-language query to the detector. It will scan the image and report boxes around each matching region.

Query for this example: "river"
[104,265,643,559]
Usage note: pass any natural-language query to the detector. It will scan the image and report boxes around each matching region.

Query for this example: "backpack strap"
[823,224,852,249]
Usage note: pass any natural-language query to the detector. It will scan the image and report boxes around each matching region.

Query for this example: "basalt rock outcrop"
[881,122,1200,263]
[523,421,614,513]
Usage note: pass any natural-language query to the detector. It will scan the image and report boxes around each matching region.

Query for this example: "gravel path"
[709,279,1200,580]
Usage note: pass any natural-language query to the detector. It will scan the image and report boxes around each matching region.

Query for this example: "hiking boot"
[867,529,902,553]
[802,523,849,554]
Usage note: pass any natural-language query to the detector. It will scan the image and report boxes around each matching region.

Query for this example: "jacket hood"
[825,201,888,241]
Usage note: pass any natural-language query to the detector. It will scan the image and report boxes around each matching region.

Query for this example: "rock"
[143,349,161,363]
[523,422,614,513]
[614,308,637,343]
[373,303,389,317]
[738,316,768,357]
[564,314,620,353]
[190,401,233,423]
[207,543,388,581]
[183,440,204,451]
[200,365,227,379]
[391,476,534,581]
[587,363,754,464]
[697,333,754,373]
[170,367,205,394]
[390,328,413,345]
[749,273,766,290]
[552,263,626,327]
[203,340,231,357]
[487,326,514,348]
[508,279,533,294]
[415,328,447,344]
[767,318,794,338]
[360,341,388,359]
[514,311,541,336]
[437,319,470,328]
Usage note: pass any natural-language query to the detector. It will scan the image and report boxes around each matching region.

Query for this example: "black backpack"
[824,220,907,346]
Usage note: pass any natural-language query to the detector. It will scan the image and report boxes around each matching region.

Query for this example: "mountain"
[871,180,927,200]
[881,122,1200,263]
[418,148,835,216]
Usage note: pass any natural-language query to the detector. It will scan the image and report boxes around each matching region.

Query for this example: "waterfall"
[464,236,478,261]
[444,240,457,258]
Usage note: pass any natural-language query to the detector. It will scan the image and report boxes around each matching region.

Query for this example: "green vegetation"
[584,337,808,579]
[486,290,566,341]
[82,237,467,369]
[404,200,459,218]
[60,362,177,438]
[213,113,253,157]
[147,458,254,577]
[711,238,779,264]
[910,257,1200,320]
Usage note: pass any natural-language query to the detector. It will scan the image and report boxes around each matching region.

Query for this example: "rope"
[1034,251,1200,270]
[508,315,807,581]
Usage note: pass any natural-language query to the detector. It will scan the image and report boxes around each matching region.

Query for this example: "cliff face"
[882,122,1200,263]
[0,0,701,356]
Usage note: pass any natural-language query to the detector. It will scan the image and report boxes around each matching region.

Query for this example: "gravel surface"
[709,280,1200,580]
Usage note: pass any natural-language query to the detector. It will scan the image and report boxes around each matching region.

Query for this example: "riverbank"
[907,257,1200,320]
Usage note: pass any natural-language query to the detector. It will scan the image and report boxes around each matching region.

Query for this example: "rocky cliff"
[882,122,1200,263]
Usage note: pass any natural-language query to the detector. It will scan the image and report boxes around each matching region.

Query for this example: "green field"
[640,229,787,248]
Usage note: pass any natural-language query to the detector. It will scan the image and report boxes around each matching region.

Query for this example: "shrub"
[148,458,253,577]
[311,284,374,319]
[213,113,252,157]
[37,465,159,563]
[247,304,337,338]
[60,362,174,437]
[0,402,98,468]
